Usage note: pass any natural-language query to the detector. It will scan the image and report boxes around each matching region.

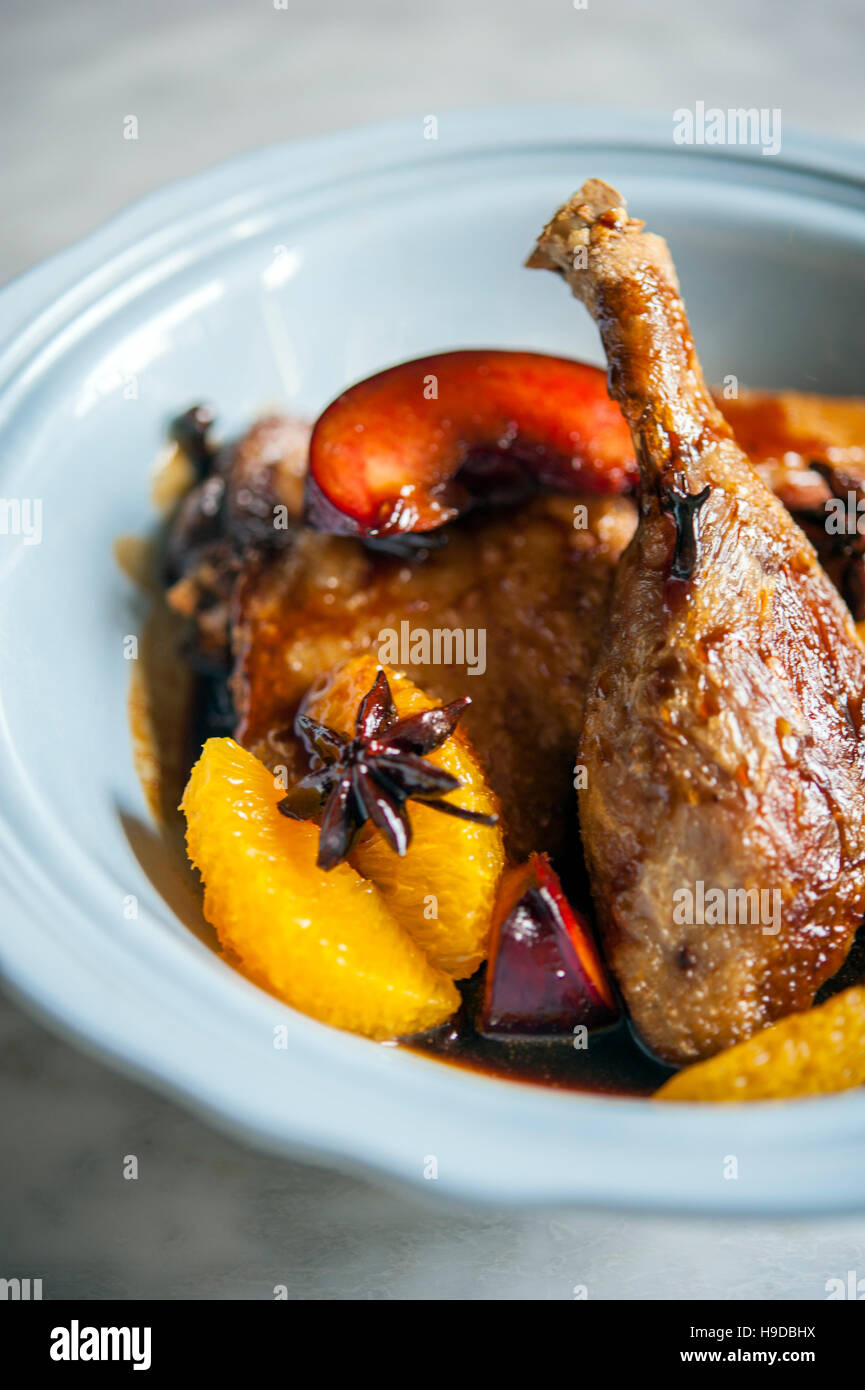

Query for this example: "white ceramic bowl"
[2,107,865,1212]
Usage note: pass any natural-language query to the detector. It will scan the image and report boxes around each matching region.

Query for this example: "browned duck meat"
[233,492,637,862]
[161,405,639,861]
[530,179,865,1065]
[164,410,309,669]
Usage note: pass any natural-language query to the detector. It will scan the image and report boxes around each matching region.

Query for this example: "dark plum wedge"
[305,350,637,537]
[480,853,619,1036]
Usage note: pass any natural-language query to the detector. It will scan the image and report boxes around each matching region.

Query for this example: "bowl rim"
[2,105,865,1214]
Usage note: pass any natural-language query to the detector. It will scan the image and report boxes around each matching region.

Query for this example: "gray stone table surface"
[2,0,865,1299]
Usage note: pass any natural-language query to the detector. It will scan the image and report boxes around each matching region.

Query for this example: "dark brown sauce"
[409,1033,669,1096]
[408,975,672,1096]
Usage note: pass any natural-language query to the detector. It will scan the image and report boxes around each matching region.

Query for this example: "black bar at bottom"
[1,1297,859,1373]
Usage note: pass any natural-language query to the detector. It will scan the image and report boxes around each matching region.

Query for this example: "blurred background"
[4,0,865,282]
[2,0,864,1299]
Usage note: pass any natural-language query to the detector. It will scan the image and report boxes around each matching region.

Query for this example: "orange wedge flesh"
[303,655,505,977]
[656,985,865,1101]
[181,737,459,1039]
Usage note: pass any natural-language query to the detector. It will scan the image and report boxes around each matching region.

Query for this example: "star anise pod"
[277,669,498,870]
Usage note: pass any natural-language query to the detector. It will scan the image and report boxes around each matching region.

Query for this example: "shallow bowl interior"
[1,108,865,1211]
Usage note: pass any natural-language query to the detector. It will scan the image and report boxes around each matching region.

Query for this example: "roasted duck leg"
[530,180,865,1064]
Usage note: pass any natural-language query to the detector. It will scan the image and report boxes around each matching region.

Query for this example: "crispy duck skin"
[233,493,636,862]
[530,180,865,1065]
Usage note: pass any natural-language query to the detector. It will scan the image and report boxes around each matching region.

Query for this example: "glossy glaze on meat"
[530,180,865,1064]
[233,493,636,862]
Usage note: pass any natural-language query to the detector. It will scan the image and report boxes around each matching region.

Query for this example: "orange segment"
[303,656,505,977]
[181,737,459,1039]
[656,986,865,1102]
